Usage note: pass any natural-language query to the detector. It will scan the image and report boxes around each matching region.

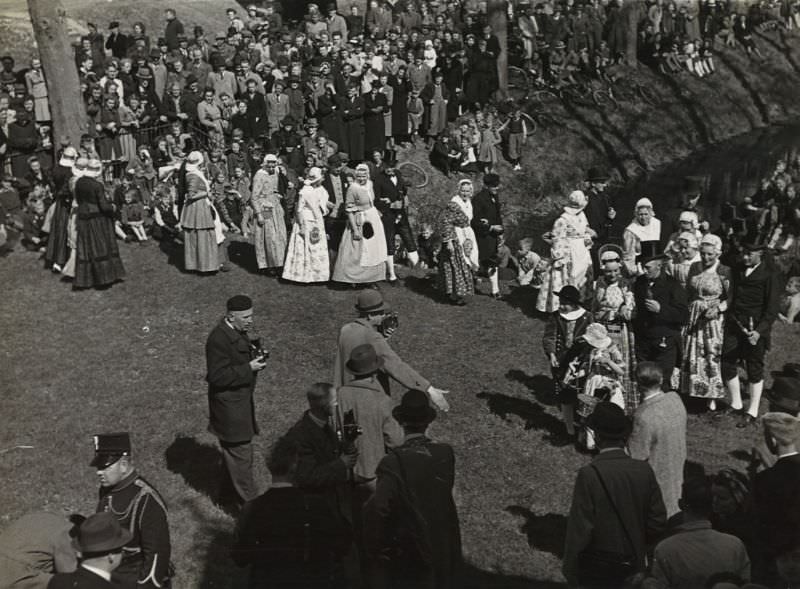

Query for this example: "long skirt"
[603,322,638,414]
[183,228,219,272]
[74,216,126,288]
[43,198,72,268]
[438,241,474,298]
[679,301,726,399]
[118,131,137,163]
[332,207,387,284]
[282,218,330,283]
[254,207,287,270]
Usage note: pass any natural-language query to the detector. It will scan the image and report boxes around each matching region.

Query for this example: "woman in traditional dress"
[44,147,77,272]
[73,159,126,289]
[666,231,701,289]
[591,244,638,414]
[536,190,596,313]
[680,233,730,409]
[180,151,223,273]
[117,98,138,164]
[97,94,122,161]
[332,163,387,286]
[283,167,330,283]
[438,181,478,305]
[450,179,480,271]
[251,153,288,275]
[623,197,663,275]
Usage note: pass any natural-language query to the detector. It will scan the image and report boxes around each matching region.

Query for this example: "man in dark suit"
[752,411,800,585]
[583,167,616,273]
[48,513,132,589]
[632,241,689,385]
[471,173,505,299]
[105,22,129,60]
[722,242,782,426]
[205,295,268,508]
[374,166,419,281]
[322,154,350,256]
[563,402,667,589]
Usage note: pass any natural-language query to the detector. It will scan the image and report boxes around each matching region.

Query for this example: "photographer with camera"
[206,295,268,511]
[334,290,450,411]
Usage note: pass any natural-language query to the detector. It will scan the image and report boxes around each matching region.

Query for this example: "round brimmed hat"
[85,159,103,178]
[587,167,610,183]
[393,389,436,425]
[135,68,153,80]
[72,512,133,555]
[564,190,588,213]
[72,158,89,178]
[59,146,78,168]
[583,323,612,350]
[483,173,500,188]
[767,377,800,415]
[587,401,632,440]
[355,289,389,313]
[346,343,385,376]
[598,243,623,265]
[305,166,324,185]
[186,151,204,166]
[555,285,582,306]
[554,40,566,50]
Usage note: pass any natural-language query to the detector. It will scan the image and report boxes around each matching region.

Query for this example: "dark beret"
[227,295,253,311]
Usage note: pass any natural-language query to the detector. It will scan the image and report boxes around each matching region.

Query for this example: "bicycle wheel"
[592,89,615,110]
[637,84,658,106]
[396,161,429,189]
[507,66,530,102]
[530,89,560,104]
[520,112,538,136]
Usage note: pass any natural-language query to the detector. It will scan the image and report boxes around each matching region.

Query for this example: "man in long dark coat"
[363,80,388,161]
[471,173,505,298]
[364,389,462,589]
[341,85,365,164]
[205,295,268,508]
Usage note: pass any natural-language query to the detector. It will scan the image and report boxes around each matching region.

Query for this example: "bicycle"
[609,79,659,107]
[396,160,429,189]
[508,65,532,103]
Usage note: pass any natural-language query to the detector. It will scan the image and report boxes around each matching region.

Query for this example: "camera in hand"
[379,312,399,335]
[341,409,363,443]
[249,337,269,360]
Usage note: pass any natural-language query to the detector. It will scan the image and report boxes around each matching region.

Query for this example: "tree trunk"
[27,0,86,144]
[488,0,508,100]
[624,0,641,69]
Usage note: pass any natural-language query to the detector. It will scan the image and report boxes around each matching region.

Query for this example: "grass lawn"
[1,236,798,588]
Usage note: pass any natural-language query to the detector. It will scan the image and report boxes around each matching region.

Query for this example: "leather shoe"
[736,414,757,428]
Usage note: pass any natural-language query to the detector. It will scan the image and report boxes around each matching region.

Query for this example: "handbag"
[577,464,638,587]
[362,221,374,239]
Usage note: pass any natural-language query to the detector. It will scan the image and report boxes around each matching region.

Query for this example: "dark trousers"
[383,211,417,256]
[635,333,679,385]
[219,439,257,505]
[721,327,767,382]
[326,217,346,252]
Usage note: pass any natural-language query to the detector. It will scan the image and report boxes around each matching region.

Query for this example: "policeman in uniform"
[721,241,782,427]
[91,433,171,589]
[632,240,689,385]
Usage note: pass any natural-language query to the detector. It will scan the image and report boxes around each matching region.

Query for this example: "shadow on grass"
[476,391,562,435]
[462,561,562,589]
[505,505,567,559]
[227,239,260,275]
[165,436,223,503]
[502,285,544,319]
[505,369,558,407]
[157,238,189,274]
[403,274,447,303]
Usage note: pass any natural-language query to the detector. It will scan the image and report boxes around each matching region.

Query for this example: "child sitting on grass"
[779,276,800,323]
[218,186,245,235]
[515,237,543,287]
[118,188,148,243]
[416,222,440,269]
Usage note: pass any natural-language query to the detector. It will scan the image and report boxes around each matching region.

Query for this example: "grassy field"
[1,237,798,588]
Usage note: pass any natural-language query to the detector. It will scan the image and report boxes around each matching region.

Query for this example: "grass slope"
[1,241,798,587]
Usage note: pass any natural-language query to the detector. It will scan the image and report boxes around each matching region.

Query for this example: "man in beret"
[721,241,782,427]
[206,295,268,509]
[90,433,171,589]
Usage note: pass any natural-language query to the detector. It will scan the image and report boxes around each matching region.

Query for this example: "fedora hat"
[355,290,389,314]
[393,389,436,425]
[346,344,385,376]
[583,323,612,350]
[638,240,667,263]
[587,401,631,440]
[767,377,800,415]
[555,285,582,306]
[72,512,132,554]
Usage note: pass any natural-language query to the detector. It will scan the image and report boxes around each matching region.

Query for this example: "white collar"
[778,451,799,460]
[559,308,586,321]
[81,564,112,581]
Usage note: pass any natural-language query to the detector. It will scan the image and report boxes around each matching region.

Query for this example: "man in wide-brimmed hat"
[563,401,667,588]
[632,239,688,384]
[334,290,450,411]
[750,376,800,473]
[721,241,782,427]
[364,388,463,586]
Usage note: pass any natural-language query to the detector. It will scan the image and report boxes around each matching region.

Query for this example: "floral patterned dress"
[536,210,594,313]
[437,201,474,299]
[250,170,287,270]
[591,277,638,414]
[282,185,330,283]
[680,263,729,399]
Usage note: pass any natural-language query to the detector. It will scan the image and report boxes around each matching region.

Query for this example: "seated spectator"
[515,237,543,287]
[416,222,440,270]
[118,188,148,243]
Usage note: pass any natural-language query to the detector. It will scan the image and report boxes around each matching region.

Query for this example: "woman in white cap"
[332,163,388,286]
[73,159,126,289]
[282,166,330,283]
[179,151,225,273]
[623,197,663,275]
[44,146,78,272]
[679,233,730,409]
[450,179,480,271]
[59,157,87,279]
[250,153,288,276]
[664,209,702,255]
[536,190,596,313]
[438,182,477,305]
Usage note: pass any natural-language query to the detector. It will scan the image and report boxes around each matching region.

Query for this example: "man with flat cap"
[90,433,171,589]
[334,290,450,411]
[721,241,781,427]
[48,513,132,589]
[206,295,268,508]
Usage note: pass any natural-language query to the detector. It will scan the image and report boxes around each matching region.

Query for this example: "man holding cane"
[722,242,781,427]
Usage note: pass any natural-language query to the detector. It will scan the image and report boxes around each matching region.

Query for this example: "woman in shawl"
[251,153,288,275]
[73,159,126,289]
[332,163,387,286]
[282,167,330,283]
[623,197,663,275]
[537,190,596,313]
[180,151,224,273]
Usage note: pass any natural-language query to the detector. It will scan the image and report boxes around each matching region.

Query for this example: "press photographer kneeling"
[334,290,450,411]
